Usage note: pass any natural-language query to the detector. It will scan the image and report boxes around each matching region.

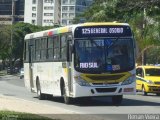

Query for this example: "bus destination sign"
[74,26,132,38]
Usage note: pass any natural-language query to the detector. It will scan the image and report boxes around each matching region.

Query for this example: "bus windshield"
[74,38,135,73]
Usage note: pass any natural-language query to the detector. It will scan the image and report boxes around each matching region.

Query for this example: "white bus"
[24,22,136,105]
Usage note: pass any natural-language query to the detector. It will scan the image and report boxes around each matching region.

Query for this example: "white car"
[20,68,24,79]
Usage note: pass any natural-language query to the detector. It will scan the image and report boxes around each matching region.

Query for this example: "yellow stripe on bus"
[58,27,69,33]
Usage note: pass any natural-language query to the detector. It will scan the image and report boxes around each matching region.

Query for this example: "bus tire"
[142,85,147,96]
[62,85,72,104]
[36,80,45,100]
[112,95,123,105]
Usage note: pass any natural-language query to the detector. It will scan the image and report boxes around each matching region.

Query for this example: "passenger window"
[61,35,67,60]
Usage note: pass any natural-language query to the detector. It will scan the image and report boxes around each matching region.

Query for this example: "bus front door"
[67,40,73,94]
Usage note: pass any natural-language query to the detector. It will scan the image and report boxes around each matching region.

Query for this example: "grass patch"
[0,111,56,120]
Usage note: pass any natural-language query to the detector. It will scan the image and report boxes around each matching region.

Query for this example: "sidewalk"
[0,95,78,120]
[0,95,75,114]
[0,95,105,120]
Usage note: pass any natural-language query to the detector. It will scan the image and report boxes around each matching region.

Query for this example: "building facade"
[24,0,61,26]
[0,0,24,24]
[24,0,93,26]
[61,0,93,26]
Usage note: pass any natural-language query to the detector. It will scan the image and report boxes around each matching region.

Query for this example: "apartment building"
[0,0,24,24]
[61,0,93,26]
[24,0,61,26]
[24,0,93,26]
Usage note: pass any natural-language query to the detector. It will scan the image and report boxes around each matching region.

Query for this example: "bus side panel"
[52,62,65,96]
[30,62,64,97]
[32,62,54,95]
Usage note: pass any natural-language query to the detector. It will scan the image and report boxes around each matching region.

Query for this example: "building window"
[32,0,36,4]
[32,7,36,11]
[62,20,67,25]
[62,6,68,11]
[62,13,68,18]
[32,20,36,24]
[69,6,74,11]
[44,13,53,16]
[68,20,73,25]
[62,0,69,4]
[44,19,53,23]
[69,13,74,18]
[44,0,54,3]
[70,0,75,4]
[44,6,54,10]
[32,13,36,17]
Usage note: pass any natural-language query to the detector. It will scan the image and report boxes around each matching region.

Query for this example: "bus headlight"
[75,76,90,86]
[121,74,135,85]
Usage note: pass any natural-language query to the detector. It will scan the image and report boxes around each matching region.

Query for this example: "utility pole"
[11,0,17,46]
[10,0,17,74]
[142,8,146,65]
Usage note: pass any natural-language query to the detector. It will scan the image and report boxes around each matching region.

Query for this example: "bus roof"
[24,22,130,40]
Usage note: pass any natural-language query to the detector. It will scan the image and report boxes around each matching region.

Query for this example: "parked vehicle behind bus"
[136,65,160,96]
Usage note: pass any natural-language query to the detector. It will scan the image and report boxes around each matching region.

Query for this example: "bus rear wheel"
[36,81,45,100]
[112,95,123,105]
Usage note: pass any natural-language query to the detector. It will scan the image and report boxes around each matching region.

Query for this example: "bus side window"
[35,39,41,61]
[54,36,60,59]
[47,37,54,59]
[41,38,47,60]
[61,35,67,60]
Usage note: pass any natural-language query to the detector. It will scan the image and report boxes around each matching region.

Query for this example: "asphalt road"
[0,75,160,120]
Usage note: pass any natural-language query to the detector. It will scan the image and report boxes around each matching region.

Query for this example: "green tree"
[0,23,53,69]
[74,0,160,64]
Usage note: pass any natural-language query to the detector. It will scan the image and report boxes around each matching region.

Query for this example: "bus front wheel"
[62,86,72,104]
[112,95,123,105]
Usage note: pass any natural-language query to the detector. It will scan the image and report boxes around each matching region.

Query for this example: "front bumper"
[72,82,136,98]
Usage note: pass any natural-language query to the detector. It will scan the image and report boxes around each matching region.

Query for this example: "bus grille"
[92,82,119,85]
[95,88,117,93]
[86,74,125,81]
